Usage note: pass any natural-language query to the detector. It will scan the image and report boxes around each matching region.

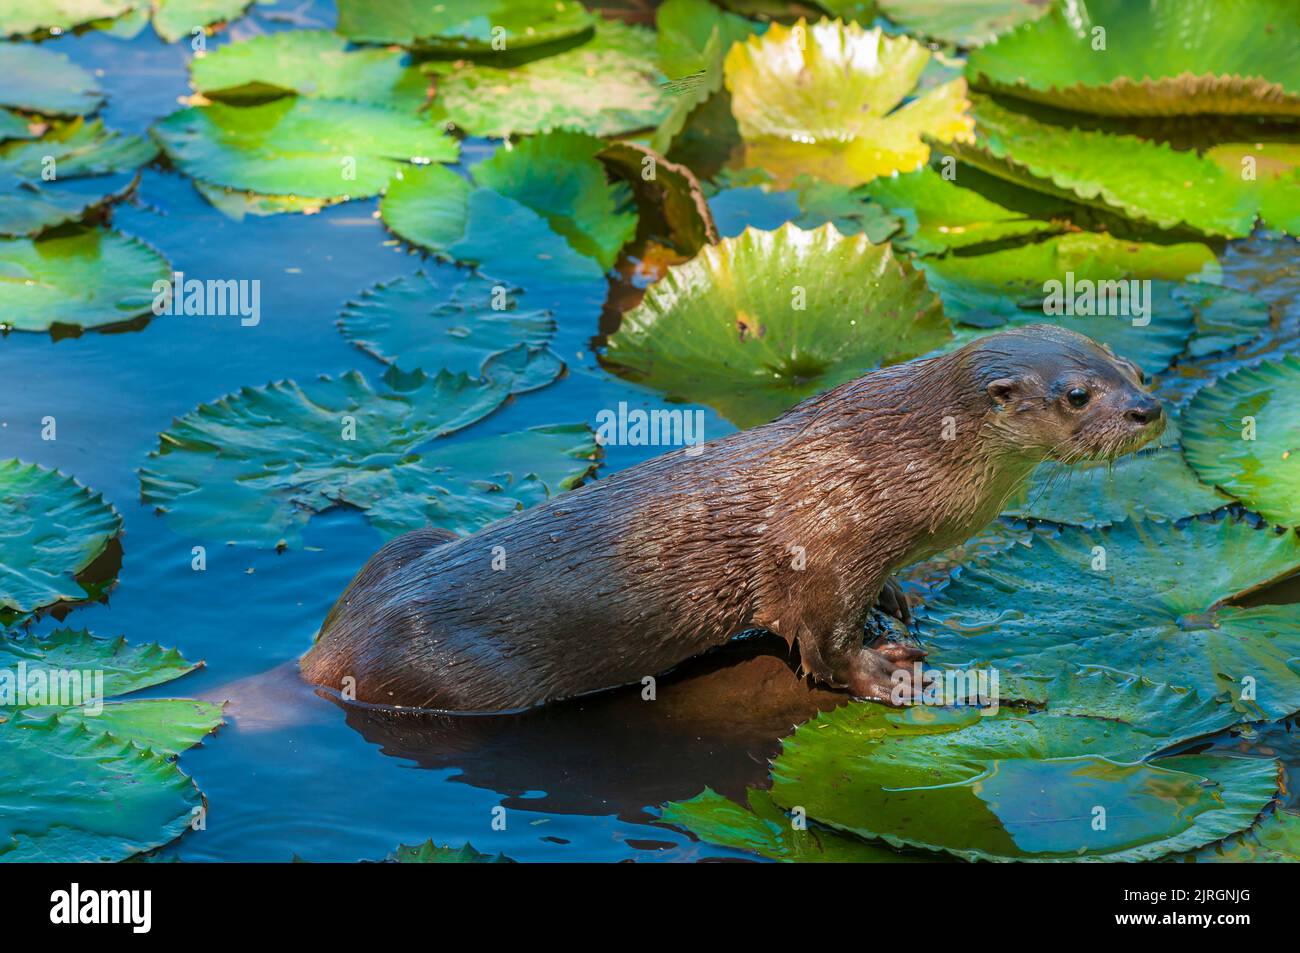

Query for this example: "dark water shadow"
[329,633,847,823]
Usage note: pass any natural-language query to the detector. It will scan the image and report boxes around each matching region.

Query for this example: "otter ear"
[987,377,1021,407]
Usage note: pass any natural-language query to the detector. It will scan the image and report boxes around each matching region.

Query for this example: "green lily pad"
[339,270,556,381]
[946,94,1261,237]
[0,42,103,116]
[967,0,1300,116]
[335,0,595,52]
[139,366,512,548]
[190,29,428,110]
[723,18,975,186]
[0,108,36,141]
[392,840,513,863]
[656,0,762,79]
[603,222,951,428]
[921,516,1300,720]
[661,787,935,862]
[1182,355,1300,526]
[649,24,735,164]
[381,164,605,285]
[362,423,602,539]
[1177,810,1300,862]
[879,0,1050,47]
[1004,448,1232,527]
[436,20,671,138]
[0,226,171,332]
[0,627,222,862]
[0,0,133,36]
[0,461,122,625]
[1203,141,1300,237]
[1,118,156,237]
[192,181,348,219]
[472,130,638,271]
[860,163,1071,254]
[152,0,256,43]
[0,717,203,862]
[152,97,458,203]
[709,179,901,244]
[767,680,1278,862]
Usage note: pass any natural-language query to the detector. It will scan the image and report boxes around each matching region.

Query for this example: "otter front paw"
[847,646,924,705]
[874,576,913,626]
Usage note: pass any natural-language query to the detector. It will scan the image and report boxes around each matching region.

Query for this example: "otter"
[301,325,1164,711]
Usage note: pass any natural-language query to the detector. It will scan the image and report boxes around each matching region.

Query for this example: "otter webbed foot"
[874,576,913,625]
[846,646,925,705]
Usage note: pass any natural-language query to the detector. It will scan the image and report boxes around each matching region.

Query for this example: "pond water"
[3,0,1297,863]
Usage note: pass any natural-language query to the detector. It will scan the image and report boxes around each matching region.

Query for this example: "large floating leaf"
[0,227,170,332]
[338,270,558,385]
[1178,810,1300,862]
[723,18,975,186]
[152,97,458,203]
[921,516,1300,720]
[335,0,595,52]
[436,20,671,138]
[473,131,638,271]
[381,164,605,285]
[361,423,602,538]
[946,95,1260,237]
[1203,141,1300,237]
[0,0,256,43]
[0,0,132,36]
[0,42,103,116]
[1182,355,1300,526]
[661,787,933,862]
[767,678,1278,862]
[391,840,513,863]
[656,0,761,79]
[879,0,1050,47]
[0,108,35,141]
[190,30,428,110]
[967,0,1300,116]
[0,717,202,862]
[152,0,256,43]
[860,164,1071,254]
[139,367,511,548]
[0,118,156,237]
[603,222,951,428]
[1004,448,1232,527]
[0,461,121,624]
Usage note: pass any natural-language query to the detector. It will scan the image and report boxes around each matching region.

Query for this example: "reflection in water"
[332,633,846,821]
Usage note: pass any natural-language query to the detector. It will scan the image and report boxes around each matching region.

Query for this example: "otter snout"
[1124,397,1163,427]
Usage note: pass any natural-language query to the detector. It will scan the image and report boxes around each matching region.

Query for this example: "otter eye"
[1066,387,1090,408]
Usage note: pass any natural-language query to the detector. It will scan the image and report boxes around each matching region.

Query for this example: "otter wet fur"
[302,325,1165,712]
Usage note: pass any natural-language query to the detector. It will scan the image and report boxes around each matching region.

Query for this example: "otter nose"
[1125,400,1163,425]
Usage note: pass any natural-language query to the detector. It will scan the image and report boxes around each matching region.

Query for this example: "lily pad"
[190,29,428,110]
[1182,355,1300,526]
[0,0,133,36]
[152,0,256,43]
[436,20,671,138]
[1203,141,1300,237]
[472,130,638,271]
[0,108,37,141]
[391,840,513,863]
[1004,448,1232,527]
[335,0,595,52]
[860,163,1071,254]
[767,677,1278,862]
[723,18,975,186]
[603,222,951,428]
[152,97,458,203]
[0,628,222,862]
[339,270,556,382]
[661,787,934,862]
[967,0,1300,116]
[362,423,602,538]
[656,0,761,79]
[946,94,1261,237]
[0,42,103,116]
[139,366,512,548]
[0,226,171,332]
[1178,810,1300,862]
[0,460,122,625]
[380,164,605,285]
[1,118,156,236]
[878,0,1051,47]
[921,515,1300,720]
[600,141,719,256]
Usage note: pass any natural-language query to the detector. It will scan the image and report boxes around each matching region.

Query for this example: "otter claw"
[875,577,913,625]
[875,641,927,664]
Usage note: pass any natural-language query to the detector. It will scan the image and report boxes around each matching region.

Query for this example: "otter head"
[968,324,1165,464]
